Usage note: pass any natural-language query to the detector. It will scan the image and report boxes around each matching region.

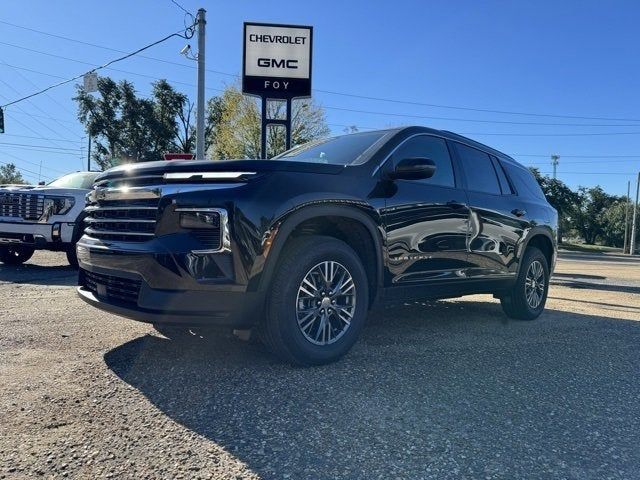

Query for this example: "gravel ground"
[1,250,639,479]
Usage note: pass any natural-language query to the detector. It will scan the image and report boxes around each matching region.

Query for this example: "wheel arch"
[252,204,385,306]
[520,228,556,274]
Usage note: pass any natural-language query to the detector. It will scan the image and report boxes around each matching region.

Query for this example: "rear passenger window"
[491,156,514,195]
[502,162,547,201]
[392,135,455,188]
[454,143,501,195]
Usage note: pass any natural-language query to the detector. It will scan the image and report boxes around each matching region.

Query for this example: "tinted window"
[391,135,455,188]
[502,162,546,201]
[276,131,386,165]
[491,156,514,195]
[454,143,501,195]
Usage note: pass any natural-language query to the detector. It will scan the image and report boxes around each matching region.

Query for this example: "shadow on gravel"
[104,302,640,479]
[0,264,77,286]
[550,279,640,295]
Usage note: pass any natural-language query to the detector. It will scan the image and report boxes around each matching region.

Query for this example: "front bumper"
[76,236,263,328]
[0,220,74,248]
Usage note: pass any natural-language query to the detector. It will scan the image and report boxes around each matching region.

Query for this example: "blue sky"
[1,0,639,195]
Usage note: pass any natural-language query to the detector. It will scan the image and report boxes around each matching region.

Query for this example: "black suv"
[77,126,557,365]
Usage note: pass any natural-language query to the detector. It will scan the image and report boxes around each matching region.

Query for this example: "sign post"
[242,22,313,159]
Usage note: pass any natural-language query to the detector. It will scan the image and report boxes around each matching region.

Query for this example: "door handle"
[446,201,466,209]
[511,208,526,217]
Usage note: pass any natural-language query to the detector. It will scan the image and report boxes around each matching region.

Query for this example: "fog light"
[179,211,219,230]
[52,223,61,241]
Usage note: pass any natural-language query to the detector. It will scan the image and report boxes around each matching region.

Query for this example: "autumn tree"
[206,85,330,160]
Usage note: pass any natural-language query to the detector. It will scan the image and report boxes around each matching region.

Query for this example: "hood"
[96,159,346,182]
[0,184,89,196]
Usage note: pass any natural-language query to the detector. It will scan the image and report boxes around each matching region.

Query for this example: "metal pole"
[261,97,268,159]
[623,180,630,254]
[195,8,206,160]
[551,155,560,179]
[285,99,292,150]
[630,172,640,255]
[87,135,91,171]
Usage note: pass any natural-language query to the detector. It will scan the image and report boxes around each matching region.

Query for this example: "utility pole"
[195,8,206,160]
[87,135,92,171]
[623,180,631,254]
[630,172,640,255]
[551,155,560,179]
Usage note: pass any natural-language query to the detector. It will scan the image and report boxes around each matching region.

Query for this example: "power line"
[0,149,68,175]
[0,20,233,78]
[322,105,640,127]
[7,39,640,130]
[1,133,82,144]
[2,18,640,123]
[0,23,195,108]
[0,141,80,152]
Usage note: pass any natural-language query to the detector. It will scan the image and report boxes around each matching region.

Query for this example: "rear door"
[382,134,470,285]
[451,142,528,278]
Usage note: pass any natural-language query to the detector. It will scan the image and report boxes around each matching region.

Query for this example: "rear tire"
[260,235,369,366]
[0,245,35,265]
[500,246,549,320]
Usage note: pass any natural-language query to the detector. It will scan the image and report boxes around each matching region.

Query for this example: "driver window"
[392,135,455,187]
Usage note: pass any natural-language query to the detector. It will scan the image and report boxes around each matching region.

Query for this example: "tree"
[0,163,25,184]
[206,85,330,160]
[573,186,621,245]
[529,168,579,243]
[75,78,193,169]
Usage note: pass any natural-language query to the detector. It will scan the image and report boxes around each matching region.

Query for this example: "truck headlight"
[44,196,75,216]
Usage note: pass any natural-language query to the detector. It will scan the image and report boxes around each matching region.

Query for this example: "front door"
[381,134,470,285]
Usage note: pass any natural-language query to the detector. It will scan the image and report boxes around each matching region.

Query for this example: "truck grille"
[80,269,141,305]
[0,193,44,220]
[84,199,158,243]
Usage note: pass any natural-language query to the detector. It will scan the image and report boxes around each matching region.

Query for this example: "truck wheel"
[66,247,79,268]
[500,246,549,320]
[0,245,35,265]
[67,214,87,268]
[261,235,369,366]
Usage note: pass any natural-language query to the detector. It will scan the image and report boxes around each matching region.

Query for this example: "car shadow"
[0,263,77,286]
[104,301,640,479]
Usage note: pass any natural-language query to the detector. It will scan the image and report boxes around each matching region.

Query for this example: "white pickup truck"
[0,171,99,267]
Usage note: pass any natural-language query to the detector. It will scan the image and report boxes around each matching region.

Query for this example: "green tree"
[529,168,579,243]
[600,198,639,248]
[206,85,330,160]
[573,186,621,245]
[0,163,25,184]
[75,78,193,169]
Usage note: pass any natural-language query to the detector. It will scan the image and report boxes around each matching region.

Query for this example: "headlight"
[179,211,220,229]
[44,196,75,216]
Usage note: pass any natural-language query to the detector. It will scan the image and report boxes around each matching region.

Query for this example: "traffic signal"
[0,107,4,134]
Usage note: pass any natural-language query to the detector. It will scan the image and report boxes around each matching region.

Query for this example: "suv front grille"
[81,269,141,305]
[84,199,158,243]
[0,193,44,220]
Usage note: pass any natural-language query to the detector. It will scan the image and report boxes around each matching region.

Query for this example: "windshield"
[48,172,99,189]
[274,131,387,165]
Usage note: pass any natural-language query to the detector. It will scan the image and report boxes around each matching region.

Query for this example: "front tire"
[66,246,79,268]
[261,236,369,366]
[501,246,549,320]
[0,245,35,265]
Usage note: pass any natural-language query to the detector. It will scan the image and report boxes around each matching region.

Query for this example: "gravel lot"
[1,250,639,479]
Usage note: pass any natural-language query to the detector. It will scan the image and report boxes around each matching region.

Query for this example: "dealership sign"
[242,22,313,99]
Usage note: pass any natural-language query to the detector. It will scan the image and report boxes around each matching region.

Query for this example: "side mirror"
[388,157,437,181]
